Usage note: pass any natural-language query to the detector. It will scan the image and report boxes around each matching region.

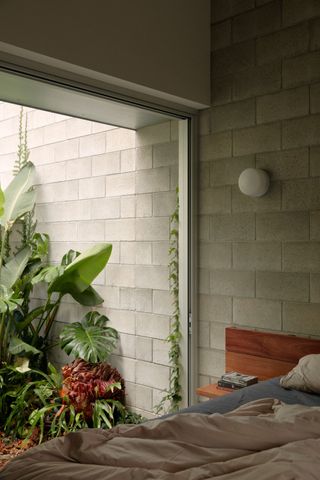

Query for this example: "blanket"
[2,398,320,479]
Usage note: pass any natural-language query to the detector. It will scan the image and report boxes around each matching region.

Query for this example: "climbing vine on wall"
[155,187,182,414]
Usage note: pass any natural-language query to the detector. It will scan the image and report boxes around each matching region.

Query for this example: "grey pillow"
[280,354,320,394]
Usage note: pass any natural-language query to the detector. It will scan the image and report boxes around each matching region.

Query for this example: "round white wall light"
[238,168,270,197]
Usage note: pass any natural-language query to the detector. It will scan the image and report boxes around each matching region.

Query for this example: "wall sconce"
[238,168,270,197]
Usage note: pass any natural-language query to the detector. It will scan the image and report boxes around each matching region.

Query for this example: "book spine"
[217,380,242,389]
[220,377,258,387]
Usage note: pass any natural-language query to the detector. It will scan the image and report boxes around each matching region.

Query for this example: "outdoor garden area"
[0,105,181,467]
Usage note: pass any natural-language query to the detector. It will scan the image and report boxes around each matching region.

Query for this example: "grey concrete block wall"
[0,102,178,418]
[200,0,320,385]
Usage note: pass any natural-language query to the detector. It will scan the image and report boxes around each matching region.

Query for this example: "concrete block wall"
[0,102,178,417]
[199,0,320,386]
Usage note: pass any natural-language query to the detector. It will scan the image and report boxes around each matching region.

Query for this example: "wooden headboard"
[226,327,320,380]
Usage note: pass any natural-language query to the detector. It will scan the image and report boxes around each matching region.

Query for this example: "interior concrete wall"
[0,0,210,107]
[2,0,320,402]
[0,102,178,418]
[198,0,320,388]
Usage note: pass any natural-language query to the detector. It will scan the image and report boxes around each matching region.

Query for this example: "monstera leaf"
[1,162,36,229]
[48,244,112,306]
[59,311,118,363]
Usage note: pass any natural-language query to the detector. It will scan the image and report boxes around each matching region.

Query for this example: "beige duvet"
[2,399,320,480]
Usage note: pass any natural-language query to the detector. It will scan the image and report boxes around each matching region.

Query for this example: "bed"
[2,327,320,480]
[187,326,320,415]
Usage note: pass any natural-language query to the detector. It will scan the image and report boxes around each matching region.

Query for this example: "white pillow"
[280,354,320,394]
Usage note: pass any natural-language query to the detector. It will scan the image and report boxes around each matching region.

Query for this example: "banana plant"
[0,162,35,275]
[0,161,113,369]
[1,241,113,367]
[0,163,36,365]
[26,243,113,351]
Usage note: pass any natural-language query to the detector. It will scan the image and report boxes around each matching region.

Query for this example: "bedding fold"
[2,399,320,480]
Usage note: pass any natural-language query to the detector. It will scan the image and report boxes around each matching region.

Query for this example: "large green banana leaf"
[0,246,31,289]
[70,285,104,306]
[48,244,112,305]
[15,305,51,332]
[1,162,36,228]
[0,287,22,313]
[9,336,40,356]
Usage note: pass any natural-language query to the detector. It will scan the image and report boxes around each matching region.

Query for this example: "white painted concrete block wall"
[199,0,320,388]
[0,102,178,417]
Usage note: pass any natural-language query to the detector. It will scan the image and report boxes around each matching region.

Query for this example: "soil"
[0,430,39,470]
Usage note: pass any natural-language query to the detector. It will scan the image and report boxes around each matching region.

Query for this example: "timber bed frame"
[225,327,320,380]
[197,327,320,398]
[196,327,320,398]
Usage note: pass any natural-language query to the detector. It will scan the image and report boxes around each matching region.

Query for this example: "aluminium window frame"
[0,59,198,408]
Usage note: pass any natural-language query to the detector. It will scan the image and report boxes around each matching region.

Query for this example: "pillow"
[273,402,320,423]
[280,354,320,394]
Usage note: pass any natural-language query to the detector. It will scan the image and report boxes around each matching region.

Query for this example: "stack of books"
[217,372,258,390]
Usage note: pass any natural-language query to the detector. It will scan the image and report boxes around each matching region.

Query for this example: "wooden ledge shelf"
[196,383,234,398]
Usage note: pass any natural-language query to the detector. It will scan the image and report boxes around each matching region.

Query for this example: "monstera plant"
[60,311,119,363]
[59,311,124,428]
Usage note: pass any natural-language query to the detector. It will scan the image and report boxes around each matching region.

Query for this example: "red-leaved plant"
[61,359,125,419]
[3,312,129,442]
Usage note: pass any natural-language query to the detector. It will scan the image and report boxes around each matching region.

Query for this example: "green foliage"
[0,121,113,369]
[92,394,124,430]
[0,366,27,421]
[0,363,129,443]
[8,336,40,356]
[0,163,37,365]
[13,107,36,249]
[0,241,113,368]
[17,244,113,365]
[155,187,182,414]
[1,364,84,442]
[60,311,119,363]
[120,409,145,425]
[48,244,112,306]
[1,162,36,231]
[1,246,31,290]
[0,187,4,217]
[1,120,111,366]
[0,110,126,446]
[17,233,50,316]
